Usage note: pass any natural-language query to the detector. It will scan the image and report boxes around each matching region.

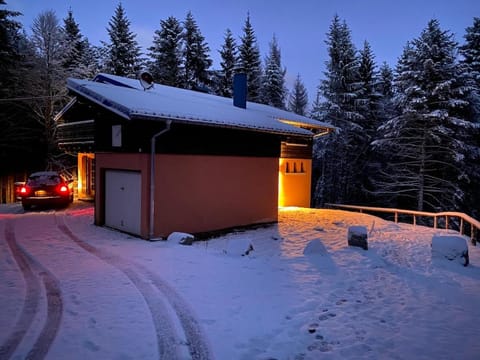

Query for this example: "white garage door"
[105,170,141,236]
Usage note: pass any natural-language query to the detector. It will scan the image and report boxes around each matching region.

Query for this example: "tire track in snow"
[56,215,212,360]
[0,219,63,360]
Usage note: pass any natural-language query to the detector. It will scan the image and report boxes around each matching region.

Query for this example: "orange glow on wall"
[278,158,312,208]
[77,152,95,200]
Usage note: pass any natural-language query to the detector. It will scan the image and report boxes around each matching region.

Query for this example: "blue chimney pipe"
[233,73,247,109]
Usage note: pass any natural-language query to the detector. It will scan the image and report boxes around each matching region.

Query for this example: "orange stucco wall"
[155,154,278,237]
[278,158,312,207]
[95,153,278,239]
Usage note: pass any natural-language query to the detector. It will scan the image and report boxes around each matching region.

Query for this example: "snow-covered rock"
[167,232,195,245]
[431,235,469,266]
[348,225,368,250]
[223,237,254,256]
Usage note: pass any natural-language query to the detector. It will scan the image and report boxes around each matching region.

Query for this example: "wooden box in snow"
[348,226,368,250]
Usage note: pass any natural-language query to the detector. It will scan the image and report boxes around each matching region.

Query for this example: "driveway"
[0,202,211,360]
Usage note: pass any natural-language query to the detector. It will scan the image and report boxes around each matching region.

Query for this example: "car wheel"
[23,204,31,211]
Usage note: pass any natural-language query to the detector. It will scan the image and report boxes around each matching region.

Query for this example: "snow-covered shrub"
[222,237,254,257]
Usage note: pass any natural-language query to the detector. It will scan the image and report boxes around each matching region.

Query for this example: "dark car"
[19,171,74,210]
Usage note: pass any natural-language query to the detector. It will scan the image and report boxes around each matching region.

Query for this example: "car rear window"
[27,174,62,186]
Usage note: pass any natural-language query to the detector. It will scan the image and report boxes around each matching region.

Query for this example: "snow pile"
[303,238,329,256]
[432,235,469,266]
[167,231,195,245]
[221,236,254,256]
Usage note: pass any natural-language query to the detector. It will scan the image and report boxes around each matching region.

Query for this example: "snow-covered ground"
[1,201,479,359]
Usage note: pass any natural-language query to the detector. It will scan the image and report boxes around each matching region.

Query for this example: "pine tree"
[237,13,262,102]
[459,17,480,121]
[378,61,394,99]
[288,73,309,115]
[0,1,44,175]
[357,40,380,138]
[62,10,83,71]
[312,15,363,207]
[62,9,98,78]
[217,28,237,97]
[458,17,480,217]
[261,34,286,108]
[182,11,212,91]
[371,19,473,212]
[460,17,480,90]
[104,3,142,77]
[0,0,20,77]
[148,16,183,87]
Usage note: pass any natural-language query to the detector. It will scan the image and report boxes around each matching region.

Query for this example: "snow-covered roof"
[66,73,333,138]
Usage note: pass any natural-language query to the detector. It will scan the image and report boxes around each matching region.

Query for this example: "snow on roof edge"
[67,78,131,120]
[67,76,323,138]
[129,111,314,138]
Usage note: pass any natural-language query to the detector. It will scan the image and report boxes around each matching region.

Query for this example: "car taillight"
[58,184,69,193]
[20,186,30,195]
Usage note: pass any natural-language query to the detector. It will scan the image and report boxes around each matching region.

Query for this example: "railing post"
[413,215,416,227]
[395,212,398,223]
[434,216,437,229]
[445,216,449,230]
[460,218,464,235]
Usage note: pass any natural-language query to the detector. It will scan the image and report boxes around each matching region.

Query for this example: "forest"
[0,1,479,218]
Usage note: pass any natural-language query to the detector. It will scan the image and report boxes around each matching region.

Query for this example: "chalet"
[57,73,333,239]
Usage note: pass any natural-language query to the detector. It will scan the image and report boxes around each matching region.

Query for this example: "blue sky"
[6,0,479,106]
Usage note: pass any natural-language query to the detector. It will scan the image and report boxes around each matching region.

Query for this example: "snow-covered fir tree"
[458,17,480,217]
[377,61,394,99]
[311,15,364,207]
[371,19,474,213]
[357,40,381,138]
[148,16,183,87]
[0,0,44,173]
[0,0,21,87]
[459,17,480,121]
[62,10,99,79]
[237,13,262,102]
[288,73,309,115]
[460,17,480,91]
[103,3,142,77]
[261,34,286,108]
[182,11,212,91]
[62,10,83,72]
[217,28,237,97]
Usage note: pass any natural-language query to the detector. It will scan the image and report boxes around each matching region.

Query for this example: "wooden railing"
[325,203,480,246]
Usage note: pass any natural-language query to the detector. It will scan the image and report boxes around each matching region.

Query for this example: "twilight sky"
[7,0,479,107]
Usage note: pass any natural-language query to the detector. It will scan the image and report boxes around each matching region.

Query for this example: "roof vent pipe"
[233,73,247,109]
